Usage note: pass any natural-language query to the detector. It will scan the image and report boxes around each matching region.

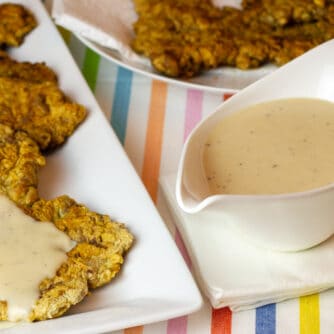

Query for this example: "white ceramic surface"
[176,39,334,251]
[76,34,276,94]
[1,0,202,333]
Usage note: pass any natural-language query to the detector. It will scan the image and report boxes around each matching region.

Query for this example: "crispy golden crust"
[0,3,37,47]
[0,301,7,321]
[131,0,334,77]
[0,124,45,209]
[29,258,90,321]
[242,0,328,26]
[27,196,133,321]
[31,195,133,288]
[31,196,133,252]
[0,77,86,150]
[0,53,57,83]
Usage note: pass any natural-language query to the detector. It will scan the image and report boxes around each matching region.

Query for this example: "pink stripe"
[184,89,204,141]
[167,316,188,334]
[175,229,192,268]
[167,89,204,334]
[177,89,203,266]
[178,88,203,265]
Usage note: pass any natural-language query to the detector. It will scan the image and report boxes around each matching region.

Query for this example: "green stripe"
[82,48,100,91]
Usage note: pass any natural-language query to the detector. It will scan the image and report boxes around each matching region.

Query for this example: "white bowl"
[176,39,334,251]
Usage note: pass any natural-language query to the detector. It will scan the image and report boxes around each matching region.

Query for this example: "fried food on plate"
[31,195,133,290]
[0,128,133,320]
[0,190,133,321]
[0,124,45,210]
[242,0,329,27]
[8,195,132,321]
[0,52,57,82]
[0,77,86,150]
[0,2,133,323]
[131,0,334,77]
[0,3,36,47]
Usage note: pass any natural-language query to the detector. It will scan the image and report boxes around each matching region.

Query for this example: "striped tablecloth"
[60,30,334,334]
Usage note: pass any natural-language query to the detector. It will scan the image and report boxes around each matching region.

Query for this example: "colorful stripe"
[124,326,143,334]
[167,316,188,334]
[184,89,204,141]
[141,80,168,200]
[256,304,276,334]
[223,93,234,101]
[174,88,205,269]
[211,307,232,334]
[174,230,191,268]
[209,91,233,334]
[166,88,205,334]
[300,294,320,334]
[82,48,101,91]
[111,67,134,144]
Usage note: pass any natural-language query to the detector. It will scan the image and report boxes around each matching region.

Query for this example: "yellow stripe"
[300,294,320,334]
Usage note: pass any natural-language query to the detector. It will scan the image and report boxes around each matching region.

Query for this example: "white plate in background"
[2,0,202,333]
[77,34,276,94]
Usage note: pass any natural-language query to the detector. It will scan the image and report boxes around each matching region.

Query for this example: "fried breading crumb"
[0,124,45,209]
[0,3,37,47]
[0,53,57,83]
[0,78,87,150]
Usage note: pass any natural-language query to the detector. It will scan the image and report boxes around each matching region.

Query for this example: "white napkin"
[161,174,334,311]
[52,0,142,61]
[52,0,242,64]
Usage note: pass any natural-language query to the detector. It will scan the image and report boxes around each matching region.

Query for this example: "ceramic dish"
[1,0,202,333]
[176,39,334,252]
[76,34,275,94]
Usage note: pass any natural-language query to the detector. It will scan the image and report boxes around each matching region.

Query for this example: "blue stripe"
[111,67,133,145]
[256,304,276,334]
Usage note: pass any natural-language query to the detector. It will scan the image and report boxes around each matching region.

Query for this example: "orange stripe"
[223,93,234,101]
[124,326,143,334]
[211,307,232,334]
[141,80,168,202]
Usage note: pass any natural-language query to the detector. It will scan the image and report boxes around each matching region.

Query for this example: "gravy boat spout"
[176,39,334,252]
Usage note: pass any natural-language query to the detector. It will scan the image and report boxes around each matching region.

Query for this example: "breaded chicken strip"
[0,186,133,321]
[0,3,37,47]
[132,0,334,77]
[0,52,57,83]
[31,195,133,289]
[0,77,86,150]
[0,195,133,321]
[0,124,45,209]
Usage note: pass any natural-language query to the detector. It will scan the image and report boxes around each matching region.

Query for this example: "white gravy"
[0,195,73,322]
[203,98,334,195]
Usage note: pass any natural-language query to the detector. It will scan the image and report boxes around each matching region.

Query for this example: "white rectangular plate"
[1,1,202,333]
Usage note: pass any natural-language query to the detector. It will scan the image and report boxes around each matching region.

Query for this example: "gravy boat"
[176,39,334,251]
